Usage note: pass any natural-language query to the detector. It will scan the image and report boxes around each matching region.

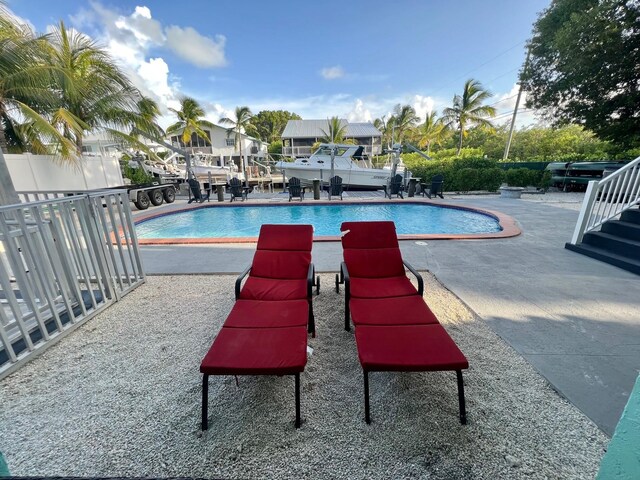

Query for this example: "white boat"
[275,144,410,189]
[171,152,245,181]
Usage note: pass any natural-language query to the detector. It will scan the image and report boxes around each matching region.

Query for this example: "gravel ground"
[0,274,607,479]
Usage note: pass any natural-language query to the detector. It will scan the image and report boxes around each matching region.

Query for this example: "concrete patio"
[137,192,640,435]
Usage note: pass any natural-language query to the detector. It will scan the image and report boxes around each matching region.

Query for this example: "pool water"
[136,203,501,239]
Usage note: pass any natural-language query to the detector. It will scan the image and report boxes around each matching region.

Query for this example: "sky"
[6,0,551,129]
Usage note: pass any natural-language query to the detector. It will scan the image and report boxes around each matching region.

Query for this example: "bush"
[123,164,154,185]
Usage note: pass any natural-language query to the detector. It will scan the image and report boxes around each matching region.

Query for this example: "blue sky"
[7,0,550,127]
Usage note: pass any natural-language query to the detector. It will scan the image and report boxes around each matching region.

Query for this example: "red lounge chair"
[335,221,423,331]
[337,221,469,425]
[200,224,316,431]
[236,224,319,336]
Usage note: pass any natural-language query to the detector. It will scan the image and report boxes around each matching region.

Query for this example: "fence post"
[570,180,598,245]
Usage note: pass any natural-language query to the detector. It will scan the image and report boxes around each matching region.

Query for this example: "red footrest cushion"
[349,276,417,299]
[355,324,468,372]
[224,299,308,329]
[200,326,307,375]
[350,295,439,326]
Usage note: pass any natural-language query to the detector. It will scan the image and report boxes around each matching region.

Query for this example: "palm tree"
[44,21,142,151]
[390,104,420,144]
[166,96,214,145]
[220,106,253,184]
[320,116,348,143]
[417,111,446,155]
[374,116,394,149]
[441,79,496,154]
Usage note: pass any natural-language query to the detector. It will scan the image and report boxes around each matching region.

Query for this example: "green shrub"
[123,164,154,185]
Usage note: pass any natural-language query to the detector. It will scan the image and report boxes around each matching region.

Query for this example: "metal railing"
[570,156,640,244]
[0,190,145,379]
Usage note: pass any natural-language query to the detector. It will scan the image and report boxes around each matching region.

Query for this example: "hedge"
[402,154,551,192]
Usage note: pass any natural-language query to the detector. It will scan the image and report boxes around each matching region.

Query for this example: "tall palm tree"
[390,104,420,144]
[220,106,253,184]
[166,97,214,145]
[441,79,496,154]
[44,21,141,151]
[320,116,348,143]
[374,116,394,149]
[417,111,446,155]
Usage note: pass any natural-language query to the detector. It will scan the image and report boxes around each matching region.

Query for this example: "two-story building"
[281,119,382,157]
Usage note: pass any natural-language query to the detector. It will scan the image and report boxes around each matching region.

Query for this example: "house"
[167,123,268,170]
[281,119,382,157]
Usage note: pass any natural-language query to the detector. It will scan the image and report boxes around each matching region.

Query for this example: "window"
[226,138,235,147]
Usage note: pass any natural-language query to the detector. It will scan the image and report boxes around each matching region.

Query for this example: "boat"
[275,144,410,189]
[546,161,628,191]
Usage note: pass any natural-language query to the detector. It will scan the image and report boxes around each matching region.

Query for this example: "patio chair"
[385,174,404,199]
[335,220,468,425]
[420,174,444,199]
[187,178,210,204]
[200,224,318,431]
[236,224,319,335]
[229,177,248,202]
[328,175,344,200]
[288,177,305,201]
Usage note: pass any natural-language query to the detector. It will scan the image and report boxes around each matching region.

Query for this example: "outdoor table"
[313,179,321,200]
[407,178,420,197]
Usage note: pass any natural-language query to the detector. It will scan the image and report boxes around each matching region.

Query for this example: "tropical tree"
[320,116,348,143]
[220,106,253,184]
[521,0,640,147]
[44,21,143,151]
[250,110,301,142]
[166,96,214,145]
[441,79,496,154]
[389,104,420,144]
[374,116,394,149]
[416,111,446,154]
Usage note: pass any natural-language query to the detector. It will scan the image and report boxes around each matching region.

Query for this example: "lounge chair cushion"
[350,295,439,326]
[343,248,406,278]
[341,221,399,249]
[239,277,308,301]
[251,250,311,279]
[257,224,314,251]
[224,299,308,328]
[200,326,307,375]
[355,324,468,372]
[349,275,417,299]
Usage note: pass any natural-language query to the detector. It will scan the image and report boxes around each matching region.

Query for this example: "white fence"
[570,156,640,244]
[4,154,124,192]
[0,190,145,379]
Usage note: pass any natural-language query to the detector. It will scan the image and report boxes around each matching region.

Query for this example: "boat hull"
[276,165,392,189]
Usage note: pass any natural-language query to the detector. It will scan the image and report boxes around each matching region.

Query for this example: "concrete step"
[601,220,640,241]
[583,231,640,258]
[565,242,640,275]
[621,208,640,224]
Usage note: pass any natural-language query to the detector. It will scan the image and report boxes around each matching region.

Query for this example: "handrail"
[570,156,640,244]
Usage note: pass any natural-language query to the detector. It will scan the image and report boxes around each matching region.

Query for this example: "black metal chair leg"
[316,275,320,295]
[308,300,316,338]
[295,373,301,428]
[456,370,467,425]
[202,374,209,431]
[335,273,340,293]
[344,301,350,331]
[364,370,371,424]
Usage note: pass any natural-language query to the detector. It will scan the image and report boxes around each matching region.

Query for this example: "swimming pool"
[135,202,512,242]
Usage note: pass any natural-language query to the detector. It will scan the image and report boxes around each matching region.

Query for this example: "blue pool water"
[136,203,501,239]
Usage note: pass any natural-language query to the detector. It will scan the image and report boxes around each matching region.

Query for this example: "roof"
[281,119,381,139]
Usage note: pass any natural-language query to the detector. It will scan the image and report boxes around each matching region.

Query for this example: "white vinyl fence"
[0,190,144,379]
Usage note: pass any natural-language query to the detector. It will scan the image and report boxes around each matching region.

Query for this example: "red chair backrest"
[250,224,313,279]
[340,221,405,278]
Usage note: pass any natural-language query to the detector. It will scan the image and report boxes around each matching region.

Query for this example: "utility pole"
[503,48,531,161]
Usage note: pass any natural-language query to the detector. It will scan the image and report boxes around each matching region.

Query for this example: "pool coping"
[133,199,521,244]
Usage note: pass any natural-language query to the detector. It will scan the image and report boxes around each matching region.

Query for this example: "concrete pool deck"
[136,192,640,436]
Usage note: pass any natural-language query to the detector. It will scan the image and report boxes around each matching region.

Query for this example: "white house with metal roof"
[281,119,382,157]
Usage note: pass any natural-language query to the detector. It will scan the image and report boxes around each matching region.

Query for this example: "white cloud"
[320,66,345,80]
[347,99,372,122]
[411,95,435,122]
[165,26,227,68]
[493,83,540,127]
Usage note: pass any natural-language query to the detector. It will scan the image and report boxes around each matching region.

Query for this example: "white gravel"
[0,274,607,479]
